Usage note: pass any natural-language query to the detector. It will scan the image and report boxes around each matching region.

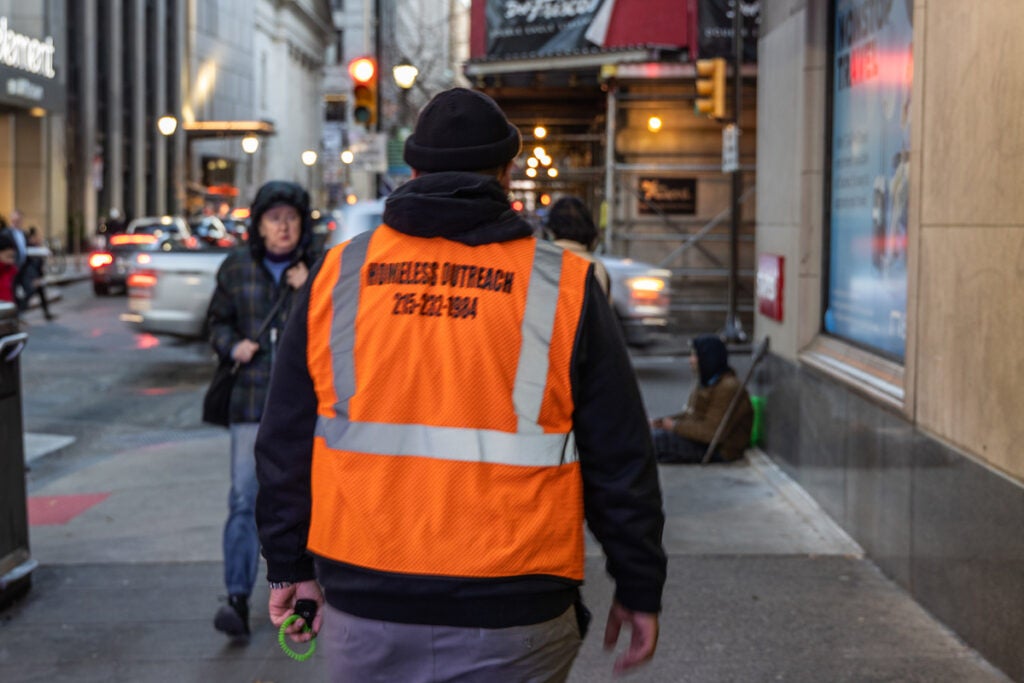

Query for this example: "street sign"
[348,132,387,173]
[722,124,739,173]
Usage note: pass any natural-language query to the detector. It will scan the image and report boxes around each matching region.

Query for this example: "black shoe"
[214,594,250,637]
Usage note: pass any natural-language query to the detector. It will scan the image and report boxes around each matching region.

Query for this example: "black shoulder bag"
[202,291,290,427]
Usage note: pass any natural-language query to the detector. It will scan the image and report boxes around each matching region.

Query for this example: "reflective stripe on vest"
[305,227,589,580]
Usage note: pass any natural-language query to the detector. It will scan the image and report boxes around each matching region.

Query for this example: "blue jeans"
[224,422,260,597]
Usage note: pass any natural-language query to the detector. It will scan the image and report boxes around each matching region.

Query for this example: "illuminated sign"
[6,77,43,100]
[638,177,696,215]
[757,254,784,322]
[0,17,56,79]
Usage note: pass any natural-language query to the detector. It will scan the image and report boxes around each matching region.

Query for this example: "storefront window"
[825,0,913,360]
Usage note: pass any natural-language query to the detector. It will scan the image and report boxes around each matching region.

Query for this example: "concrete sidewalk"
[0,432,1012,682]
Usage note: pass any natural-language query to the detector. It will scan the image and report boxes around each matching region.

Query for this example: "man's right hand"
[269,579,324,642]
[603,600,659,675]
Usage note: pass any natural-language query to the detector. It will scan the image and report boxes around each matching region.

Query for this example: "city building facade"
[65,0,183,245]
[64,0,332,245]
[754,1,1023,679]
[0,0,66,243]
[246,0,333,206]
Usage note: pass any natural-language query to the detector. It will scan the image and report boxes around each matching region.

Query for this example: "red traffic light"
[348,57,376,84]
[349,57,378,127]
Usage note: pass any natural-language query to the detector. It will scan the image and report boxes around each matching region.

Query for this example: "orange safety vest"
[305,225,590,581]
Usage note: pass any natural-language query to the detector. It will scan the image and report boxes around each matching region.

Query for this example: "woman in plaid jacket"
[206,180,317,639]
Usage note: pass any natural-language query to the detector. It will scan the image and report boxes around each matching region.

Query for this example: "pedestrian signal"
[694,58,727,120]
[349,57,378,128]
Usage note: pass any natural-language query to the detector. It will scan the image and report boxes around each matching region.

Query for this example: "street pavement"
[2,285,1014,682]
[3,430,1013,682]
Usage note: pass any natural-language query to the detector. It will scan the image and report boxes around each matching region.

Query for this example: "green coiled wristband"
[278,614,317,661]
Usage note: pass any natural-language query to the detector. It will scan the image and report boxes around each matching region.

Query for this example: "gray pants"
[321,604,582,683]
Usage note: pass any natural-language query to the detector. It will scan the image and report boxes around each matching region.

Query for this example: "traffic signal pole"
[722,1,747,343]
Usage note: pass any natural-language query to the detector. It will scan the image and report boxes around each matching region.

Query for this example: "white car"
[323,199,386,251]
[600,256,672,347]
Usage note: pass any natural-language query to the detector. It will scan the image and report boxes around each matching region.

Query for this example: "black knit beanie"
[404,88,522,173]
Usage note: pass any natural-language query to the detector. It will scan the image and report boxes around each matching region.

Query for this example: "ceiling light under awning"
[182,120,276,139]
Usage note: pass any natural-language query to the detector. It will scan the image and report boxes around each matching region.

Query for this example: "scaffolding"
[600,67,757,338]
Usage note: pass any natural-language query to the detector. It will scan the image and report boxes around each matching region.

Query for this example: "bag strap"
[253,288,291,342]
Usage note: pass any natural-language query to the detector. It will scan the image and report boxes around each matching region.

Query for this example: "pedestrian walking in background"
[7,209,28,310]
[545,195,611,297]
[206,180,315,639]
[255,87,666,681]
[650,334,754,464]
[20,227,55,321]
[0,220,17,304]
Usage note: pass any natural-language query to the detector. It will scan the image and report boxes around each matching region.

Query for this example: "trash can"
[0,302,33,608]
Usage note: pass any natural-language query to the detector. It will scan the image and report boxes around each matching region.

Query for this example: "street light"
[241,135,259,191]
[393,59,420,140]
[301,150,318,200]
[157,115,177,136]
[392,60,419,91]
[241,134,259,154]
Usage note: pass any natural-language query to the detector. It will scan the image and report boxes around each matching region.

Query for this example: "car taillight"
[626,276,669,314]
[89,252,114,269]
[110,234,156,246]
[185,236,198,249]
[127,270,158,297]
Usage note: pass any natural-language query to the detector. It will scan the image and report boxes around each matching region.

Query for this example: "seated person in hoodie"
[650,334,753,464]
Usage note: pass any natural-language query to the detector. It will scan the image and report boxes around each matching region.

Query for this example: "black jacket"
[255,172,666,627]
